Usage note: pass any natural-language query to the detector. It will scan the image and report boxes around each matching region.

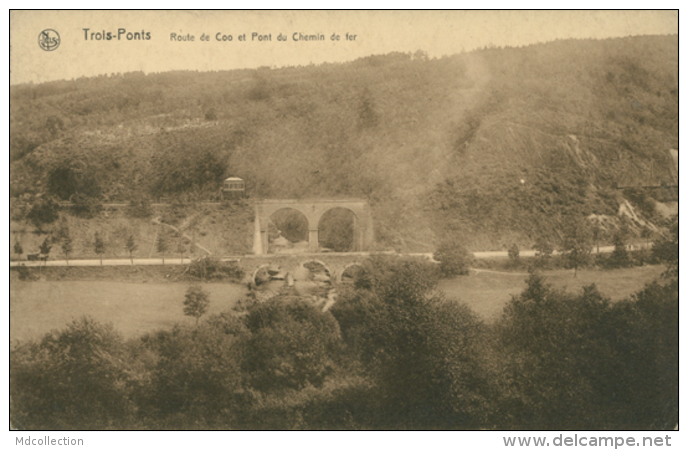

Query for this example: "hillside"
[10,35,678,252]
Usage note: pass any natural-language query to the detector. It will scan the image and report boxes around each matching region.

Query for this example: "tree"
[652,215,678,278]
[156,233,169,265]
[508,243,520,267]
[183,285,210,325]
[27,197,60,228]
[176,238,187,263]
[533,236,554,269]
[14,239,23,260]
[434,238,473,277]
[47,162,100,201]
[331,256,489,428]
[243,296,342,391]
[145,316,246,419]
[496,273,616,429]
[608,231,632,268]
[124,235,138,265]
[39,238,52,266]
[94,232,105,265]
[591,221,602,254]
[608,280,679,429]
[641,227,654,250]
[61,231,73,265]
[561,217,593,277]
[10,316,136,429]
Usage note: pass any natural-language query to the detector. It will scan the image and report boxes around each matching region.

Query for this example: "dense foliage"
[652,215,678,278]
[10,256,677,430]
[10,35,678,251]
[434,239,473,277]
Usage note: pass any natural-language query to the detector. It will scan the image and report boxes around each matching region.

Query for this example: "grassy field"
[10,280,248,342]
[10,265,665,342]
[438,265,665,322]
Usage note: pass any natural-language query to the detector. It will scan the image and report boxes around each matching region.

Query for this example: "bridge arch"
[317,207,358,252]
[253,199,374,255]
[295,259,332,282]
[336,262,366,284]
[251,264,276,286]
[268,207,309,252]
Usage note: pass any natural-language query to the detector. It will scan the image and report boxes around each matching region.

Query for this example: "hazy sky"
[10,10,678,85]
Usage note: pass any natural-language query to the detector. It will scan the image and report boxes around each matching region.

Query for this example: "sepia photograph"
[8,9,679,439]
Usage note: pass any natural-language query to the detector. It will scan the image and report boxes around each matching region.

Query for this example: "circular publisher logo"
[38,29,60,51]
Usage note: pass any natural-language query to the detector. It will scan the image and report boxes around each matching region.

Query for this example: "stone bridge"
[252,199,375,255]
[227,252,377,285]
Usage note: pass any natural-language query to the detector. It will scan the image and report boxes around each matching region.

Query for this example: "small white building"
[221,177,245,200]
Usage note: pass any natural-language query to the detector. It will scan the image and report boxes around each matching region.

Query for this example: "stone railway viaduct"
[15,198,437,285]
[247,199,377,285]
[252,199,375,255]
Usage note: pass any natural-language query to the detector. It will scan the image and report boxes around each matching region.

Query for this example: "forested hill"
[10,35,678,251]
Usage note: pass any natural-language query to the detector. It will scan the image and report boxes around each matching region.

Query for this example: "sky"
[9,10,678,85]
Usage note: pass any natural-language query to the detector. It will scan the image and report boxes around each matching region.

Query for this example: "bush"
[186,257,244,281]
[652,215,678,278]
[26,197,60,228]
[10,265,39,281]
[433,239,473,277]
[604,232,633,268]
[532,236,555,269]
[354,255,439,299]
[70,192,103,218]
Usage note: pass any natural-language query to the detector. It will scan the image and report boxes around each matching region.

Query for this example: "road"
[10,258,193,267]
[9,246,623,268]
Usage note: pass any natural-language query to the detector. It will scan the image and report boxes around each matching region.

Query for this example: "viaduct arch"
[253,199,374,255]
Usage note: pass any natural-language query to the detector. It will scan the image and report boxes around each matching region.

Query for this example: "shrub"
[434,239,473,277]
[605,232,633,268]
[186,257,244,281]
[26,197,60,228]
[354,255,439,299]
[70,192,103,218]
[11,265,38,281]
[652,215,678,278]
[533,236,555,269]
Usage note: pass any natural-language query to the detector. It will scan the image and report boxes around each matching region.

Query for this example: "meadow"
[10,265,664,342]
